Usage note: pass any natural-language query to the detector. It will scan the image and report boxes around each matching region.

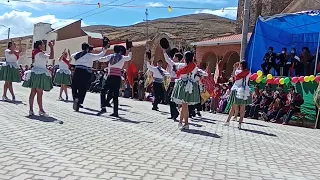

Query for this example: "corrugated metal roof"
[191,33,252,46]
[84,31,102,39]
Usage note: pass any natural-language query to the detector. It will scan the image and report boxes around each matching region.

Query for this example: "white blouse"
[58,60,69,70]
[163,53,186,78]
[4,49,19,69]
[31,52,51,76]
[146,61,170,79]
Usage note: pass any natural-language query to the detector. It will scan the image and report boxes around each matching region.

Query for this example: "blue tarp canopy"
[246,10,320,73]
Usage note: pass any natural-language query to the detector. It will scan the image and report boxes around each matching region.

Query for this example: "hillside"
[81,13,236,42]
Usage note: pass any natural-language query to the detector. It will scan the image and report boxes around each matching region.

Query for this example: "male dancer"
[163,49,185,121]
[99,45,132,117]
[145,58,170,111]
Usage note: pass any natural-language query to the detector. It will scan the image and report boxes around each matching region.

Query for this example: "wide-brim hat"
[160,38,170,49]
[169,48,179,58]
[118,45,126,55]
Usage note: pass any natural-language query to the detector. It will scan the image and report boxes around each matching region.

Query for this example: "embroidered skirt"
[53,70,71,85]
[0,65,21,82]
[22,69,53,91]
[171,79,200,105]
[228,90,251,105]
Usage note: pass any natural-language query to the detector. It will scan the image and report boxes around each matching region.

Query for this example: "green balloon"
[284,77,290,84]
[262,77,267,83]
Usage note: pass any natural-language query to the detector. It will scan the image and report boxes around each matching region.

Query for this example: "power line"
[7,0,237,11]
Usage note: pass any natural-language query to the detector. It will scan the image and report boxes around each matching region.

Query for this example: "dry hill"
[81,13,236,42]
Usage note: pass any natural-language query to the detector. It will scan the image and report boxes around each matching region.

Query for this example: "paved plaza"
[0,82,320,180]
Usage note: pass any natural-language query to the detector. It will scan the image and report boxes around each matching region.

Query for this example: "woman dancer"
[0,41,22,101]
[171,51,203,130]
[54,49,72,101]
[224,60,251,129]
[22,40,55,116]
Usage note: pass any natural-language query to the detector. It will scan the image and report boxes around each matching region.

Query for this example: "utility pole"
[143,8,149,41]
[240,0,251,60]
[8,27,10,40]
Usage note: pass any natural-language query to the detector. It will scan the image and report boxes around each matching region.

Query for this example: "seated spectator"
[276,48,288,76]
[247,85,273,119]
[245,85,261,118]
[271,86,304,125]
[218,83,231,113]
[261,47,277,75]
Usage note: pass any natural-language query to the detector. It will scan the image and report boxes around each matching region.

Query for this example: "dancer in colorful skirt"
[22,40,55,116]
[163,49,185,121]
[224,60,251,129]
[0,41,22,101]
[171,51,204,130]
[54,49,72,101]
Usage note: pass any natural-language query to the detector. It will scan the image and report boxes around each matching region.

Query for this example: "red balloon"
[266,79,274,84]
[299,76,304,83]
[315,76,320,83]
[274,78,280,84]
[292,77,299,84]
[250,73,258,80]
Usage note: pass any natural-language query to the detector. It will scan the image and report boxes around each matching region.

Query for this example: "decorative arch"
[223,51,240,78]
[201,52,218,72]
[149,33,176,63]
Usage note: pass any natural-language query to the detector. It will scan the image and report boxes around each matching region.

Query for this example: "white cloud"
[146,2,164,7]
[0,10,87,40]
[195,7,238,19]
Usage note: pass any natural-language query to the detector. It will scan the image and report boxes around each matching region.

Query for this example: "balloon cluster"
[250,70,320,85]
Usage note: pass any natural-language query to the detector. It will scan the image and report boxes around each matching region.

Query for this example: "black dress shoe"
[152,107,159,111]
[110,113,119,117]
[100,108,107,113]
[167,117,173,119]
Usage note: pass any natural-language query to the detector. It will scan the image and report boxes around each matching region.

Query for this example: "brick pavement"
[0,82,320,180]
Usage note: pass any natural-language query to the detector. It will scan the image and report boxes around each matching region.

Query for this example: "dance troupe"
[0,38,251,130]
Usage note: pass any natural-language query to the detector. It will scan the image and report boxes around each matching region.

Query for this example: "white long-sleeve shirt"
[163,53,185,79]
[71,50,106,68]
[98,52,132,68]
[146,61,169,82]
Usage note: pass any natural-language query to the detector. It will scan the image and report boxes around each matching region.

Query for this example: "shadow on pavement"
[243,122,269,127]
[182,129,221,138]
[26,115,63,124]
[0,100,25,105]
[109,116,153,124]
[240,128,276,137]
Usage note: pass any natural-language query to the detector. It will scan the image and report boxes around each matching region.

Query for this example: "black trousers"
[101,75,121,114]
[153,82,164,109]
[168,82,179,118]
[71,68,92,105]
[261,62,276,75]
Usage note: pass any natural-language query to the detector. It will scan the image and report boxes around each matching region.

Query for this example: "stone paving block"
[0,83,320,180]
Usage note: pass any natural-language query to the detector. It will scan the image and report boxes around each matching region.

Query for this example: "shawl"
[234,69,249,81]
[109,53,123,65]
[61,57,71,68]
[176,62,196,78]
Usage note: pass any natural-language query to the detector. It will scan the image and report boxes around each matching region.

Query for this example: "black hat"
[169,48,179,59]
[119,45,126,55]
[81,42,91,51]
[160,38,170,49]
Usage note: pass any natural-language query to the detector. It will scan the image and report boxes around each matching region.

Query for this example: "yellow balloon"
[309,75,315,81]
[256,78,262,83]
[279,78,285,85]
[257,70,263,77]
[304,76,310,82]
[267,74,273,80]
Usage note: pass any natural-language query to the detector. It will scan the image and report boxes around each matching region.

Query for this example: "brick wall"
[196,44,241,77]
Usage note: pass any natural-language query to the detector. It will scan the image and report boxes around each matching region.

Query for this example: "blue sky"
[0,0,238,39]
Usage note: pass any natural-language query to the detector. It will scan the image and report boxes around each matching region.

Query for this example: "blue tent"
[246,10,320,74]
